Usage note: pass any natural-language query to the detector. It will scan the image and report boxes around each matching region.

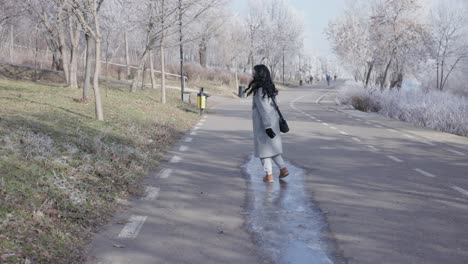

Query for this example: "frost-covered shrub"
[337,82,381,112]
[0,129,56,160]
[338,82,468,137]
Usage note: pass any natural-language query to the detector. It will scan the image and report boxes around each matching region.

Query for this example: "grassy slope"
[0,80,198,263]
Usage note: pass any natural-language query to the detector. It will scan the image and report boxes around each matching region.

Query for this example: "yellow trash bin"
[197,88,207,115]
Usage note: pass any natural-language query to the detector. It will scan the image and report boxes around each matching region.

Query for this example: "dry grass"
[0,79,199,263]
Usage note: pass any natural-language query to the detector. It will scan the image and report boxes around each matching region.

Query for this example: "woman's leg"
[261,158,274,183]
[272,155,289,178]
[261,158,273,175]
[272,155,286,169]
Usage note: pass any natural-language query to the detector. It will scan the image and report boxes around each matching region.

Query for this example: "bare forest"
[327,0,468,93]
[328,0,468,137]
[0,0,307,120]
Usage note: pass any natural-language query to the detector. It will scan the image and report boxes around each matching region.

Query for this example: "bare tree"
[429,1,468,91]
[328,0,426,90]
[25,0,71,84]
[70,0,105,120]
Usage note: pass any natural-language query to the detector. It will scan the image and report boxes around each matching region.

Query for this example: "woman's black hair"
[245,64,278,98]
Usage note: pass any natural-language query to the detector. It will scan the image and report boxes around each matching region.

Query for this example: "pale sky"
[230,0,348,57]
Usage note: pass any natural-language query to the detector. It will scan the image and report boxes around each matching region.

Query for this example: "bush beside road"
[337,82,468,138]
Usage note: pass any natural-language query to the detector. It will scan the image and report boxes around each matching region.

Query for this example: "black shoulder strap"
[271,96,284,119]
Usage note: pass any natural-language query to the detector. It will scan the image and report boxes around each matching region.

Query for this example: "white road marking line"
[179,145,189,152]
[330,127,337,130]
[142,187,160,201]
[386,129,398,133]
[356,119,362,121]
[414,168,436,178]
[322,123,329,126]
[159,168,172,179]
[118,215,148,239]
[421,141,436,146]
[367,145,379,151]
[170,155,182,163]
[387,155,403,163]
[317,120,322,122]
[352,137,361,142]
[374,125,383,128]
[291,95,308,107]
[403,134,415,139]
[365,121,371,124]
[184,137,193,143]
[339,131,349,135]
[319,146,337,150]
[447,149,466,156]
[190,131,197,136]
[452,186,468,197]
[315,92,330,104]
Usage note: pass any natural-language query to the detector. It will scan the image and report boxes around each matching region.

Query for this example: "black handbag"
[271,97,289,133]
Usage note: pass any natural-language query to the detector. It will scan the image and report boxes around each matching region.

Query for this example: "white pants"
[260,155,286,175]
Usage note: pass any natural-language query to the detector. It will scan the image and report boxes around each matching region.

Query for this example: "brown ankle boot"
[279,167,289,179]
[263,174,274,183]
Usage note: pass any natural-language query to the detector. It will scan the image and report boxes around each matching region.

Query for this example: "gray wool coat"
[252,88,283,158]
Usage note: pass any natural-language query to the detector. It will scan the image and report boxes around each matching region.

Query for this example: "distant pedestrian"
[334,74,337,81]
[310,76,313,84]
[245,64,289,183]
[326,74,331,86]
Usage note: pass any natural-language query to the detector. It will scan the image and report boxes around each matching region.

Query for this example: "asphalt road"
[88,82,468,264]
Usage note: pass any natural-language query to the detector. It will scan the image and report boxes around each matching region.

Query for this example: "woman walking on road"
[246,64,289,183]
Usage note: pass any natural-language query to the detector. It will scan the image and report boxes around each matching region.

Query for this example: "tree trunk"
[235,58,239,91]
[179,0,185,101]
[57,7,70,85]
[249,30,255,72]
[396,73,403,90]
[149,50,156,89]
[141,62,147,90]
[440,57,445,91]
[161,40,166,104]
[52,51,63,71]
[365,62,374,88]
[83,34,93,101]
[161,0,166,104]
[199,37,207,68]
[93,2,104,121]
[125,31,130,79]
[68,8,81,89]
[33,34,39,82]
[380,58,392,90]
[130,50,148,92]
[9,25,14,63]
[69,39,79,88]
[282,49,285,85]
[105,59,110,97]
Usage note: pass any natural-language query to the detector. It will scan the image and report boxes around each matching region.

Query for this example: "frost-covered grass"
[337,81,468,137]
[0,80,198,263]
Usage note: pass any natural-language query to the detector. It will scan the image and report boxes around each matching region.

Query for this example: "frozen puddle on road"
[243,155,334,264]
